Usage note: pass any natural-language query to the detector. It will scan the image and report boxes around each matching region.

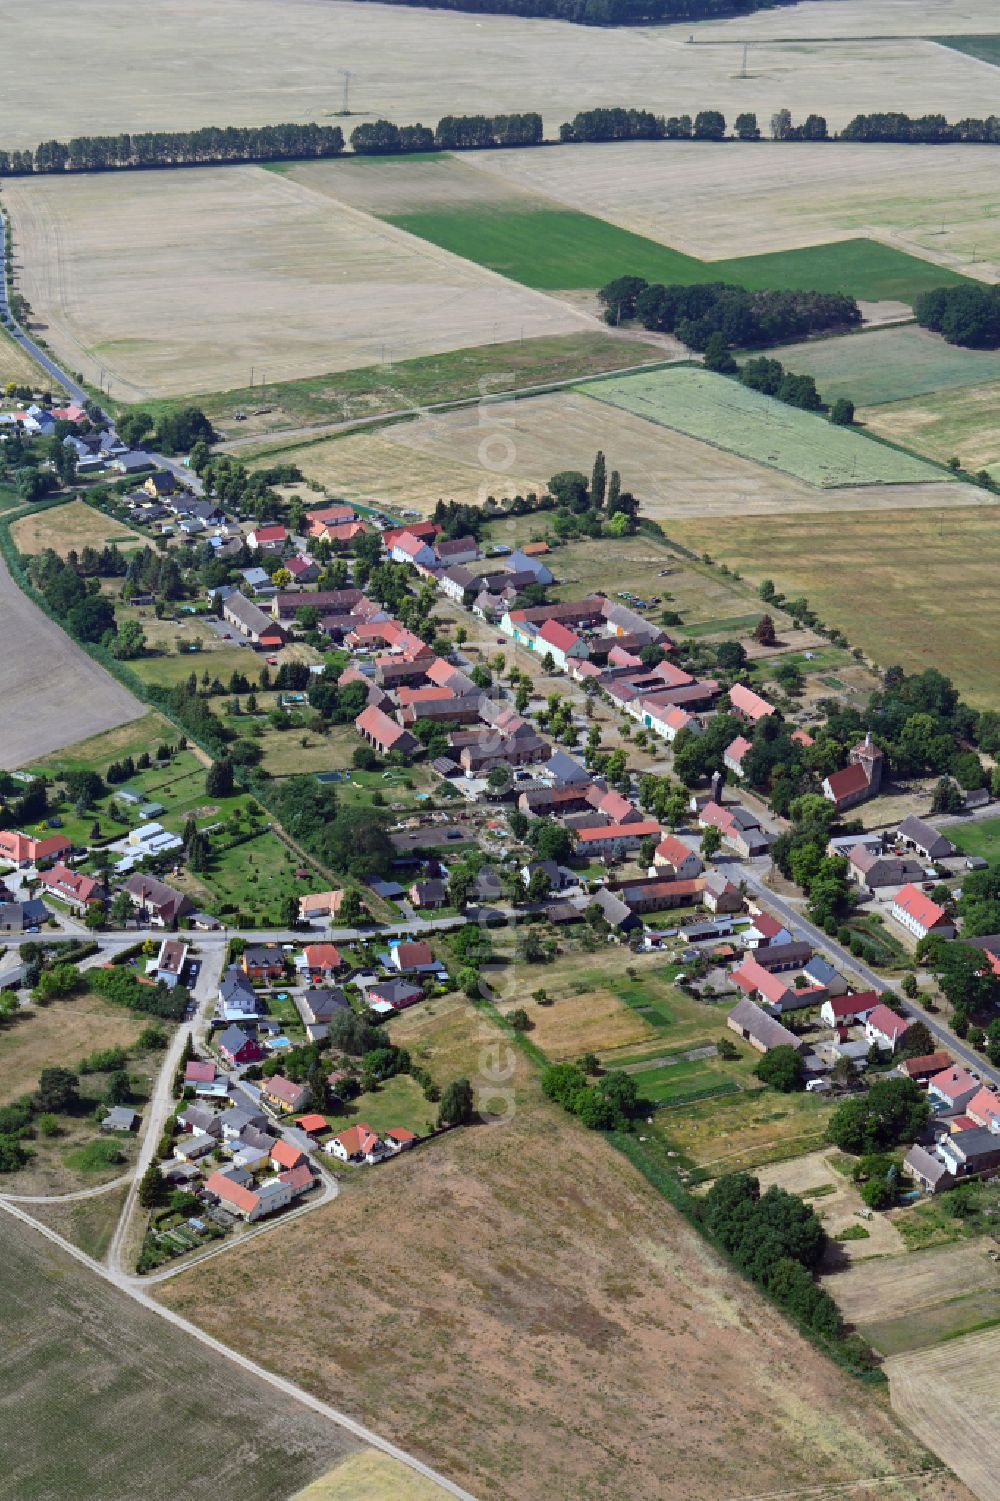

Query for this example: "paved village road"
[741,866,1000,1092]
[0,1199,481,1501]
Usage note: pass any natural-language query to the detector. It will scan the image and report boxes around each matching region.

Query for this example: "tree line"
[598,277,861,349]
[5,105,999,178]
[0,123,346,175]
[351,112,542,154]
[343,0,812,27]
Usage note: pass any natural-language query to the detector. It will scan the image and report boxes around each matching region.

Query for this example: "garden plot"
[579,367,946,487]
[2,167,589,400]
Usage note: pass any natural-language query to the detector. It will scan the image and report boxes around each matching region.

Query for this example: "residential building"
[298,890,343,922]
[38,864,102,911]
[205,1169,292,1222]
[731,957,801,1013]
[384,1127,418,1153]
[247,523,287,551]
[123,873,192,927]
[654,836,703,881]
[928,1066,981,1114]
[574,820,661,860]
[820,991,880,1028]
[889,884,956,941]
[366,976,424,1011]
[326,1123,386,1164]
[155,938,189,989]
[966,1086,1000,1131]
[217,1024,265,1066]
[391,530,437,568]
[303,944,342,979]
[242,945,285,981]
[435,536,480,567]
[354,705,419,758]
[0,830,72,868]
[864,1003,912,1052]
[898,1051,953,1084]
[217,966,263,1021]
[296,987,349,1025]
[271,1139,305,1172]
[724,735,753,779]
[849,846,924,893]
[409,879,447,909]
[261,1075,309,1113]
[802,956,847,995]
[729,683,775,725]
[701,871,742,914]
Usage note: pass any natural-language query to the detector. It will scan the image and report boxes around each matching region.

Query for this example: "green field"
[323,1073,437,1138]
[578,367,945,487]
[0,1213,352,1501]
[388,203,968,301]
[934,34,1000,65]
[765,325,1000,408]
[948,817,1000,865]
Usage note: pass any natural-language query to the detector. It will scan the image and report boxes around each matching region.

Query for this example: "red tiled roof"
[725,735,752,763]
[298,1113,328,1134]
[731,956,794,1006]
[576,820,660,844]
[355,704,411,750]
[271,1139,305,1170]
[928,1065,978,1101]
[41,863,100,902]
[205,1171,258,1215]
[394,941,433,967]
[730,683,775,722]
[264,1075,307,1107]
[967,1086,1000,1126]
[899,1050,952,1077]
[866,1003,911,1043]
[823,991,879,1021]
[252,524,286,543]
[334,1123,380,1156]
[386,1127,417,1144]
[304,944,341,972]
[537,619,581,653]
[184,1061,215,1083]
[892,883,948,932]
[825,763,870,802]
[279,1163,314,1191]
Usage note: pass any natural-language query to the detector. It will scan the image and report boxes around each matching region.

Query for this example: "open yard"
[470,141,1000,280]
[290,1451,453,1501]
[757,1150,904,1262]
[6,0,1000,153]
[661,1077,837,1178]
[762,325,1000,408]
[3,166,591,400]
[323,1073,438,1140]
[888,1328,1000,1501]
[32,710,176,775]
[668,505,1000,707]
[261,387,975,519]
[0,989,150,1107]
[947,817,1000,864]
[0,1213,355,1501]
[11,498,146,559]
[863,380,1000,477]
[156,1002,964,1501]
[581,367,947,487]
[0,549,144,770]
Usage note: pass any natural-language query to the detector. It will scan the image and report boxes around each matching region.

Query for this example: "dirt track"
[0,552,144,769]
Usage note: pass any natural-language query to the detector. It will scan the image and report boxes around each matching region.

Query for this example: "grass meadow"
[579,367,944,487]
[765,325,1000,408]
[934,34,1000,65]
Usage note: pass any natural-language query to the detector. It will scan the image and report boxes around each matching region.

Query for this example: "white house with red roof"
[0,830,72,868]
[723,735,753,778]
[889,884,956,942]
[928,1065,981,1114]
[536,618,589,671]
[637,700,700,742]
[575,820,661,859]
[819,991,880,1028]
[864,1003,911,1052]
[384,1127,418,1153]
[325,1123,386,1164]
[391,530,437,568]
[654,836,703,881]
[744,913,792,949]
[247,523,287,551]
[38,863,102,911]
[966,1086,1000,1132]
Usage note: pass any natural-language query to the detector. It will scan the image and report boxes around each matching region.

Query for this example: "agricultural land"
[0,1214,355,1501]
[862,382,1000,478]
[888,1330,1000,1501]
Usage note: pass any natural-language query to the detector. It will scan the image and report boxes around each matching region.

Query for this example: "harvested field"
[828,1240,1000,1327]
[2,167,590,399]
[6,0,1000,151]
[0,989,149,1107]
[0,551,144,769]
[260,389,974,518]
[863,381,1000,476]
[11,498,145,559]
[692,0,1000,39]
[290,1451,453,1501]
[763,325,1000,407]
[469,142,1000,279]
[496,986,657,1061]
[0,1213,355,1501]
[580,367,946,487]
[756,1150,904,1262]
[888,1329,1000,1501]
[667,505,1000,706]
[157,1081,963,1500]
[0,327,52,389]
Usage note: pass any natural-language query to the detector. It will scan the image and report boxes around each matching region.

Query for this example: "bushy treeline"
[0,123,345,175]
[598,277,860,349]
[841,111,1000,144]
[343,0,807,27]
[90,965,189,1021]
[915,284,1000,349]
[351,112,542,154]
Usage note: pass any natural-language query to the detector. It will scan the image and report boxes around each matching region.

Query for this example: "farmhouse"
[848,845,924,893]
[928,1066,981,1114]
[729,683,775,726]
[222,591,288,649]
[889,884,956,941]
[727,997,804,1054]
[895,816,956,862]
[820,992,879,1028]
[654,836,703,880]
[575,820,660,859]
[354,705,419,758]
[326,1123,385,1165]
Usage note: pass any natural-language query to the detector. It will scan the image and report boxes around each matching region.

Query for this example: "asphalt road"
[741,866,1000,1091]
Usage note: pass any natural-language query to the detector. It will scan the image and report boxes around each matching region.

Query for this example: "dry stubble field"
[4,0,1000,150]
[2,167,590,399]
[10,498,145,558]
[260,388,979,517]
[668,505,1000,707]
[0,1214,356,1501]
[863,381,1000,476]
[0,551,144,769]
[468,141,1000,276]
[889,1329,1000,1501]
